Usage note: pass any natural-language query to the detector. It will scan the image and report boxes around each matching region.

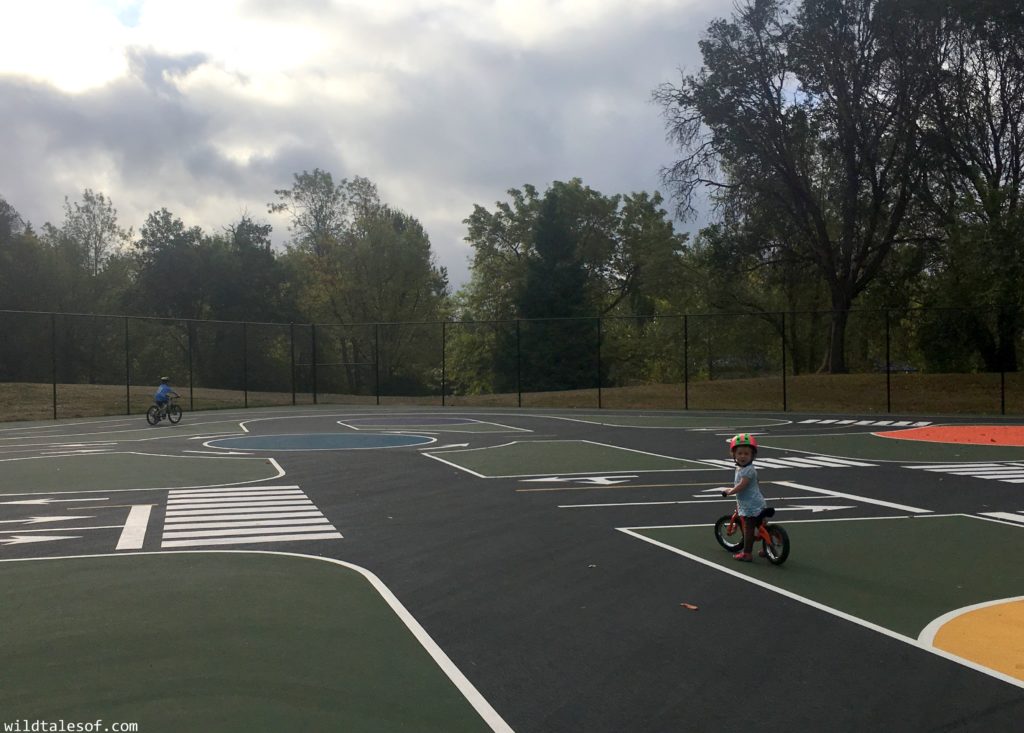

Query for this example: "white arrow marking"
[421,443,470,451]
[776,505,856,513]
[0,498,110,505]
[0,515,94,525]
[0,534,81,546]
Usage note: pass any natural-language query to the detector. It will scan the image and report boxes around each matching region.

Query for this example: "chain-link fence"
[1,307,1020,420]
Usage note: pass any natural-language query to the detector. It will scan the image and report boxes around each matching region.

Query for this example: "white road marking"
[772,480,931,513]
[116,505,152,550]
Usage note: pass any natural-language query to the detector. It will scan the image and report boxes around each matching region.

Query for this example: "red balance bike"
[714,507,790,565]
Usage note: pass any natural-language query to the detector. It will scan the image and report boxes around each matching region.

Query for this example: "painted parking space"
[425,439,709,478]
[338,416,530,433]
[622,514,1024,687]
[206,433,435,451]
[0,452,283,495]
[0,552,507,732]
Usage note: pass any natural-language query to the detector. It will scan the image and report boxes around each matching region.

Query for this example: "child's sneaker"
[732,551,752,562]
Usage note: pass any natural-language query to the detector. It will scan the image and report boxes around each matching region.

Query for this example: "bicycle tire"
[167,404,182,424]
[763,525,790,565]
[146,405,160,426]
[714,515,744,553]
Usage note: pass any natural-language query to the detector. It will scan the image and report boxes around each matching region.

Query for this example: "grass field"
[1,371,1021,421]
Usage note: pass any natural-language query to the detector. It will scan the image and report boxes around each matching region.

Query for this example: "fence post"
[124,316,131,415]
[596,317,602,409]
[885,309,891,413]
[374,323,380,406]
[441,320,447,407]
[242,322,248,409]
[289,322,296,406]
[187,320,195,411]
[683,315,689,410]
[516,319,522,408]
[781,311,787,412]
[51,312,57,420]
[311,324,318,405]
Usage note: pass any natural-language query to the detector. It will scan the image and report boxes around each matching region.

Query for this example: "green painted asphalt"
[436,440,707,476]
[766,432,1024,462]
[0,553,492,733]
[0,453,280,494]
[634,515,1024,638]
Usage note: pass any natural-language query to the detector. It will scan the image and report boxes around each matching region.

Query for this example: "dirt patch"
[875,425,1024,447]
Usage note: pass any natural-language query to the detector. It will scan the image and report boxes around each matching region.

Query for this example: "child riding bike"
[153,376,180,417]
[719,433,766,562]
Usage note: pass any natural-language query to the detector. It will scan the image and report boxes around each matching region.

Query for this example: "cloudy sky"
[1,0,718,289]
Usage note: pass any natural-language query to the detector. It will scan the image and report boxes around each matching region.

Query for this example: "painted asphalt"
[1,407,1023,730]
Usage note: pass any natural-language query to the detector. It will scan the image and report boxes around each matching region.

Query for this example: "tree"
[655,0,935,372]
[915,0,1024,371]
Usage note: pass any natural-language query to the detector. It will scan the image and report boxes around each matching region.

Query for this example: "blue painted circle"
[208,433,434,451]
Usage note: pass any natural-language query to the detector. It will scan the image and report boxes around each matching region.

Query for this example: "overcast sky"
[0,0,717,289]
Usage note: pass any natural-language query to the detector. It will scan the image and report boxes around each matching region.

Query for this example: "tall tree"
[916,0,1024,371]
[655,0,935,372]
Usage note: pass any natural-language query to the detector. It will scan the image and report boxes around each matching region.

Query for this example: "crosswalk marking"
[799,419,931,427]
[701,456,875,469]
[979,512,1024,525]
[161,485,341,548]
[905,463,1024,484]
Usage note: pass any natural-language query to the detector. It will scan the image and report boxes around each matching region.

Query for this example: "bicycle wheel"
[146,406,160,426]
[763,525,790,565]
[167,404,182,424]
[714,515,744,552]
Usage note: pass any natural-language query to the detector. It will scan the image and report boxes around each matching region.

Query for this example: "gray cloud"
[0,1,720,289]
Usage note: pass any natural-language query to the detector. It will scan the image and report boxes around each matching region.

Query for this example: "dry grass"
[2,372,1020,422]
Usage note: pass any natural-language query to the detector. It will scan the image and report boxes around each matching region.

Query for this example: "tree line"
[1,0,1021,398]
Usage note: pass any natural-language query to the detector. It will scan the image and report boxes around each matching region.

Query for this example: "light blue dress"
[733,463,766,517]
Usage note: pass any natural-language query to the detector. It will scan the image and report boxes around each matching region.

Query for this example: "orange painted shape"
[932,600,1024,681]
[875,425,1024,447]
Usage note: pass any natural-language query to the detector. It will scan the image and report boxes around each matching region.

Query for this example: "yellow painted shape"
[933,600,1024,681]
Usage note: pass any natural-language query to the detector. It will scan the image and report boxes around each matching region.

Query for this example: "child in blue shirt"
[154,376,180,415]
[720,433,766,562]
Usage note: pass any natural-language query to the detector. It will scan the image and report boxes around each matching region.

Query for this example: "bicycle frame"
[724,509,774,546]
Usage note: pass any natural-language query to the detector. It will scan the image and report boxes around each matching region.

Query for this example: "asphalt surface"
[2,406,1024,732]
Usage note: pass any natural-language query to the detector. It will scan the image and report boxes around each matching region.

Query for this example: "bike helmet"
[729,433,758,453]
[160,376,170,382]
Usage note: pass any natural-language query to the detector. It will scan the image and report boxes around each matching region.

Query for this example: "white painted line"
[167,500,316,511]
[777,457,835,467]
[911,421,931,427]
[919,595,1024,646]
[978,512,1024,525]
[0,546,512,731]
[161,532,343,547]
[835,420,856,425]
[164,511,324,523]
[165,505,317,518]
[804,456,876,467]
[163,524,338,539]
[817,419,838,424]
[891,421,913,426]
[168,484,301,496]
[115,505,152,551]
[558,495,824,509]
[168,496,313,506]
[799,419,820,423]
[0,525,122,534]
[164,518,332,531]
[771,480,931,513]
[854,420,875,425]
[166,492,304,503]
[617,525,1024,691]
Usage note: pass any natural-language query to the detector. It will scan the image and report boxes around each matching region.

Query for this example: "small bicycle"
[146,396,182,426]
[714,507,790,565]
